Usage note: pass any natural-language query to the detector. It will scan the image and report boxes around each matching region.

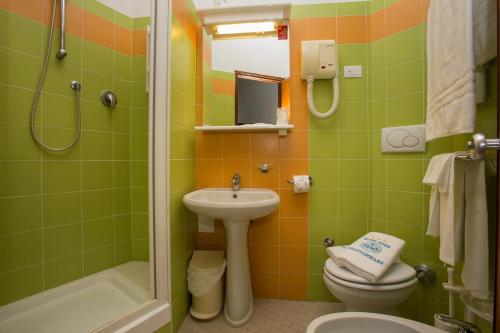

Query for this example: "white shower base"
[0,261,150,333]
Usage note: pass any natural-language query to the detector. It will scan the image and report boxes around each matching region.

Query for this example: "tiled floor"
[178,298,344,333]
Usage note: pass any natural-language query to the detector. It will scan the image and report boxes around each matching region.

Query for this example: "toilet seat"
[323,259,418,291]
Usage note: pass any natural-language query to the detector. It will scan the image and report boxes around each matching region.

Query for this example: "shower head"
[56,49,68,59]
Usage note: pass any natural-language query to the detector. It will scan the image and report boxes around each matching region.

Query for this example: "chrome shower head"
[56,49,68,60]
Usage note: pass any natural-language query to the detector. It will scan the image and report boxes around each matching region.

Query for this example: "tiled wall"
[292,2,372,303]
[169,0,199,332]
[194,0,497,328]
[0,0,149,306]
[368,0,497,326]
[208,70,235,125]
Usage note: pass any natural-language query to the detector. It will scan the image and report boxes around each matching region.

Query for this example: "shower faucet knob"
[100,90,118,108]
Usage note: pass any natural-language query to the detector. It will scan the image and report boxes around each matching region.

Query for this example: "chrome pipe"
[56,0,67,59]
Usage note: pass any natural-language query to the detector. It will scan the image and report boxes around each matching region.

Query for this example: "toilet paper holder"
[287,176,313,185]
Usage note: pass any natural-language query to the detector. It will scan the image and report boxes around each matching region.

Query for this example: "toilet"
[323,258,418,314]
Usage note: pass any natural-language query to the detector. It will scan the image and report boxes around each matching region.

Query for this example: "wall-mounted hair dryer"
[301,40,340,119]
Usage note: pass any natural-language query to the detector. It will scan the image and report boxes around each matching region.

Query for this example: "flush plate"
[381,125,426,153]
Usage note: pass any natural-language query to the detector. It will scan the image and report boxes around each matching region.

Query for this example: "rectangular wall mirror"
[201,25,290,126]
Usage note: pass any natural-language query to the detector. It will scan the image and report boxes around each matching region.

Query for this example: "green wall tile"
[0,162,41,197]
[83,131,113,160]
[386,26,423,66]
[116,241,132,264]
[83,161,113,190]
[115,161,131,187]
[114,78,132,108]
[83,189,114,221]
[339,160,370,189]
[82,100,114,132]
[387,59,424,97]
[337,2,367,16]
[339,190,369,219]
[387,159,424,192]
[84,217,115,250]
[0,123,39,160]
[338,218,368,244]
[338,131,369,158]
[307,273,336,301]
[132,239,149,261]
[0,265,43,306]
[309,189,338,218]
[309,132,338,159]
[0,230,42,273]
[308,3,337,18]
[0,84,35,124]
[387,191,423,226]
[43,224,82,261]
[115,53,132,80]
[0,196,42,236]
[44,254,83,289]
[84,245,115,275]
[0,11,41,57]
[115,215,132,242]
[43,192,82,227]
[131,187,148,213]
[42,161,81,194]
[310,160,338,189]
[114,188,131,215]
[81,70,113,101]
[0,47,41,90]
[82,40,114,77]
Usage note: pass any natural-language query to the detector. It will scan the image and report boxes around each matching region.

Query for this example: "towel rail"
[464,133,500,160]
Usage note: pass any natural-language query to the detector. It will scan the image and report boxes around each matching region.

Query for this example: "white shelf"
[195,124,293,136]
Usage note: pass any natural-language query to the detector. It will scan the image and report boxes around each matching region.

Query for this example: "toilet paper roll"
[293,175,310,193]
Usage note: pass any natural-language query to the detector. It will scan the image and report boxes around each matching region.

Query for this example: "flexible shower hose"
[31,0,81,152]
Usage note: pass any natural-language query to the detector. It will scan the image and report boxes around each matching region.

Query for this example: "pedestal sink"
[183,188,280,326]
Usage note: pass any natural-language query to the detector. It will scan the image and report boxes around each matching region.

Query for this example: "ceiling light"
[215,21,276,35]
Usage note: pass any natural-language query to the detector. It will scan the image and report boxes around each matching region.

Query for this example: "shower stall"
[0,0,171,332]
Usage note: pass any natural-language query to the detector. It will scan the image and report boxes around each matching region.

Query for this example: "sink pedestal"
[223,219,252,327]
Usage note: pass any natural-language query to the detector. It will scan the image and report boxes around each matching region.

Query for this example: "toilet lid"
[324,258,416,285]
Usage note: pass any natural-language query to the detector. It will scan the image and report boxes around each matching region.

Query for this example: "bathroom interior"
[0,0,499,332]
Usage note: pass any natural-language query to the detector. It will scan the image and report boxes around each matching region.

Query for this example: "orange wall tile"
[1,0,147,55]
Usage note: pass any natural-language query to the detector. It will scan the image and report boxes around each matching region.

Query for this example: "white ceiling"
[193,0,368,11]
[96,0,151,18]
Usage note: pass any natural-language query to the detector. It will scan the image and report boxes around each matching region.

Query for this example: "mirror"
[201,27,290,126]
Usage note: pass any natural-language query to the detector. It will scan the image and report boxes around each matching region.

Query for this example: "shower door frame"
[93,0,172,331]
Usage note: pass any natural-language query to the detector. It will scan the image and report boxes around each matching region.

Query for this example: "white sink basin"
[183,188,279,220]
[183,188,280,327]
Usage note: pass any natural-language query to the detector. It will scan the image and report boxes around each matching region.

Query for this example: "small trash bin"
[188,250,226,320]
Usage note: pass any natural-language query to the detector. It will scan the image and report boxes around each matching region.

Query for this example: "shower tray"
[0,261,150,333]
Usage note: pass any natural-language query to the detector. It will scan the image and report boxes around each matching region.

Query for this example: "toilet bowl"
[323,258,418,314]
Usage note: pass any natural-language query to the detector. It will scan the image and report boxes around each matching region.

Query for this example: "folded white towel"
[423,154,489,292]
[423,153,465,265]
[426,0,476,141]
[462,161,489,292]
[473,0,497,67]
[326,232,405,282]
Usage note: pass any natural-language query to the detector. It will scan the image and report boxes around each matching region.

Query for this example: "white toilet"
[323,258,419,314]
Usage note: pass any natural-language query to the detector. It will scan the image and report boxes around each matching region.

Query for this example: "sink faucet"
[232,172,241,191]
[435,314,478,333]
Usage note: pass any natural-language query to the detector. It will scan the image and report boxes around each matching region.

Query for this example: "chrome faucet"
[435,314,478,333]
[232,172,241,191]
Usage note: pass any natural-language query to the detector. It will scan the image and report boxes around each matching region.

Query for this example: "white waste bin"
[188,250,226,320]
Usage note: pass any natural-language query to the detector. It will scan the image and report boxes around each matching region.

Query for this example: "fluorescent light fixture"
[215,21,276,35]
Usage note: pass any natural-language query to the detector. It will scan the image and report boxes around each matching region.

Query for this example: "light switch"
[381,125,426,153]
[344,66,362,78]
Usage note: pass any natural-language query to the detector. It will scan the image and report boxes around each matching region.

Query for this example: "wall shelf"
[195,124,293,136]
